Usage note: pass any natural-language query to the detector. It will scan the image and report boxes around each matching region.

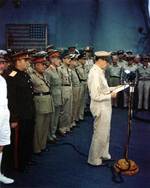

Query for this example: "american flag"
[6,24,48,50]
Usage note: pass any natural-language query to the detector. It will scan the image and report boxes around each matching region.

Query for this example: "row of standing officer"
[2,48,93,171]
[44,50,92,137]
[106,52,150,110]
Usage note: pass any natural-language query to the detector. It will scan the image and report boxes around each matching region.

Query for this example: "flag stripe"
[6,24,47,50]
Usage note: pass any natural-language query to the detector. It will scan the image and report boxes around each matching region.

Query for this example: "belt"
[139,78,150,81]
[80,79,87,81]
[110,76,120,78]
[34,92,50,96]
[62,84,71,86]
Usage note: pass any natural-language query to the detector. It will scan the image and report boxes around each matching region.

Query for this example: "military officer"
[121,56,137,107]
[5,51,35,171]
[0,57,14,184]
[45,50,62,141]
[107,54,122,107]
[88,51,117,166]
[84,47,94,112]
[69,54,81,126]
[75,53,88,120]
[29,55,54,154]
[134,54,142,68]
[137,56,150,110]
[84,46,94,73]
[117,50,128,68]
[57,52,73,134]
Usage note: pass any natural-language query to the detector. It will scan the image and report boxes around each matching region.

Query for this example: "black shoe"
[56,131,66,137]
[33,152,42,156]
[53,137,59,141]
[42,148,49,152]
[47,139,57,144]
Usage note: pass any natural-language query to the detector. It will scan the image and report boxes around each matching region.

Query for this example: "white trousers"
[88,108,112,165]
[0,107,10,146]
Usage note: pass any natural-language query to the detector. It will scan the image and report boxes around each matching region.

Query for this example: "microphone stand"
[114,82,139,176]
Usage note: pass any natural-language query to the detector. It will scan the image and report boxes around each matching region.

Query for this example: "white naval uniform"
[0,75,10,146]
[87,64,112,166]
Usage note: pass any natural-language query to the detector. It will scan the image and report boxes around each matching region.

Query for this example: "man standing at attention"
[0,56,14,184]
[88,51,117,166]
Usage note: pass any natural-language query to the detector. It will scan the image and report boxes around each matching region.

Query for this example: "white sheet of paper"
[113,84,129,93]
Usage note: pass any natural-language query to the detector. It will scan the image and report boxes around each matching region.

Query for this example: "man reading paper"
[87,51,117,166]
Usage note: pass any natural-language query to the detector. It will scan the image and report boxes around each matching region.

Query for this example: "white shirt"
[0,75,8,108]
[88,64,111,117]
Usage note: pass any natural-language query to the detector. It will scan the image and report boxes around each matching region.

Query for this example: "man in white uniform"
[88,51,117,166]
[0,56,14,184]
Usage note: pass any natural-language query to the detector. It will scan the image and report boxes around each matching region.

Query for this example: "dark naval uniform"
[6,68,35,171]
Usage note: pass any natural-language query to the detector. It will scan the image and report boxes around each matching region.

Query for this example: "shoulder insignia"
[9,71,17,77]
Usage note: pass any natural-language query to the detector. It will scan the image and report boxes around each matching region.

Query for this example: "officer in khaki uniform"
[84,47,94,112]
[29,55,54,153]
[84,46,94,73]
[121,56,137,107]
[137,56,150,110]
[76,53,88,120]
[58,52,73,134]
[107,53,122,107]
[117,50,128,68]
[45,50,62,141]
[69,54,81,126]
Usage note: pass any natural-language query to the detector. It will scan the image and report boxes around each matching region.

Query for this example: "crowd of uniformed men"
[0,46,150,173]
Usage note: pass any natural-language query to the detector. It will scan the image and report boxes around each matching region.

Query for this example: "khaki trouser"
[59,86,73,133]
[72,86,80,124]
[48,106,61,140]
[138,80,150,110]
[78,82,87,120]
[34,113,51,153]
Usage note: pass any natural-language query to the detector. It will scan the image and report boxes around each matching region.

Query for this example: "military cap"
[68,46,76,51]
[117,50,124,55]
[61,50,70,59]
[48,50,60,58]
[95,51,111,57]
[69,53,77,60]
[27,48,37,55]
[12,50,30,60]
[46,45,55,53]
[0,56,6,63]
[0,50,7,55]
[126,51,133,55]
[126,55,135,61]
[46,44,54,50]
[84,46,93,52]
[32,56,48,64]
[32,51,48,58]
[111,52,117,56]
[77,53,86,59]
[68,46,80,55]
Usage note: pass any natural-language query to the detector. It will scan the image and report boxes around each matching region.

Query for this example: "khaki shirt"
[137,65,150,80]
[75,64,88,82]
[45,65,62,106]
[71,68,80,87]
[30,70,54,113]
[58,64,72,86]
[30,70,50,93]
